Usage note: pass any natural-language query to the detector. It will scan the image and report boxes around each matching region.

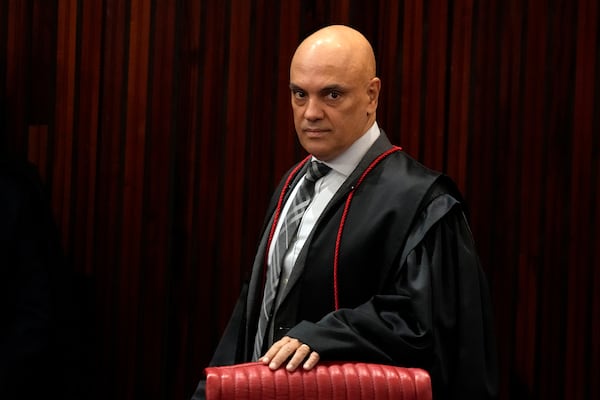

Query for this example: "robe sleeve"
[286,194,498,400]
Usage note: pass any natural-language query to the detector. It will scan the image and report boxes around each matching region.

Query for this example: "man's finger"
[303,351,320,370]
[285,343,312,371]
[268,337,302,369]
[260,336,291,364]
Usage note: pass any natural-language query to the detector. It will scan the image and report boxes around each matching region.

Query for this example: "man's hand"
[259,336,320,372]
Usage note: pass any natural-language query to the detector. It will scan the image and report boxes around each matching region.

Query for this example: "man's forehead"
[290,61,362,91]
[290,64,351,85]
[293,46,352,70]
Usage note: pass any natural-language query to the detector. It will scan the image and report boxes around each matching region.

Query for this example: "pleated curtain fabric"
[253,161,331,359]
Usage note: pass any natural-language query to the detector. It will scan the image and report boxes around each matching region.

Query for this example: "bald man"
[192,25,498,400]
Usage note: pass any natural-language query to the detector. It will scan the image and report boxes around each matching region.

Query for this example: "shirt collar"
[312,121,380,177]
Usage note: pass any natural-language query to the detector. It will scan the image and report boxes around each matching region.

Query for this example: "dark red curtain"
[1,1,598,399]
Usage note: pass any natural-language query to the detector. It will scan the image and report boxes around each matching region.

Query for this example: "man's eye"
[293,90,306,99]
[327,91,341,100]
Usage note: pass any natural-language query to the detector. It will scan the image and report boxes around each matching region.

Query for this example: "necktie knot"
[305,161,331,183]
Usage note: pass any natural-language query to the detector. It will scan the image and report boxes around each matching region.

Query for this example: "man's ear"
[367,77,381,112]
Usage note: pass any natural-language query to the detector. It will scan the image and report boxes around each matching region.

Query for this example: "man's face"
[289,51,379,161]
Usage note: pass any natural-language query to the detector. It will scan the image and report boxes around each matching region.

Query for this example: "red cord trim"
[333,146,402,310]
[261,146,402,310]
[262,155,312,283]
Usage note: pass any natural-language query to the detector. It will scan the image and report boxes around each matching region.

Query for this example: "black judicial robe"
[210,132,498,399]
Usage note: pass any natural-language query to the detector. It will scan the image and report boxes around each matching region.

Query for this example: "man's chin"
[302,145,336,161]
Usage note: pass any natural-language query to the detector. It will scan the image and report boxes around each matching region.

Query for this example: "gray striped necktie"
[253,160,331,359]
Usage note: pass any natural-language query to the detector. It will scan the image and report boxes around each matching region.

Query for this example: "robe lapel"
[244,163,308,352]
[275,130,394,309]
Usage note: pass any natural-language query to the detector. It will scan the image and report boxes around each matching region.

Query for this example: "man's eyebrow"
[288,83,347,93]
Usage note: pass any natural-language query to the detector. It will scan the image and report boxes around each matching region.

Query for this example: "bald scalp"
[291,25,377,80]
[288,25,381,161]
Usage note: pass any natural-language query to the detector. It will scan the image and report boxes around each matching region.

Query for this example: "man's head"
[289,25,380,161]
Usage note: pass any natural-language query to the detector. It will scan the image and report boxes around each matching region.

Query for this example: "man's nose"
[304,98,323,121]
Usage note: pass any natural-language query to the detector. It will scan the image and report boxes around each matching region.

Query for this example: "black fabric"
[0,159,86,400]
[190,379,206,400]
[198,131,498,400]
[210,283,249,366]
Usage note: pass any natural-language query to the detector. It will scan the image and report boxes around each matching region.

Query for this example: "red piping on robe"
[264,146,402,310]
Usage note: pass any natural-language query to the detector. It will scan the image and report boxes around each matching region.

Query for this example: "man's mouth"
[303,128,329,137]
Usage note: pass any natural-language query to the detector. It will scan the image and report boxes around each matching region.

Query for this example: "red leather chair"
[205,361,432,400]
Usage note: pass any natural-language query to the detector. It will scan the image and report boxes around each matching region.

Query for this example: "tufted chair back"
[205,362,432,400]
